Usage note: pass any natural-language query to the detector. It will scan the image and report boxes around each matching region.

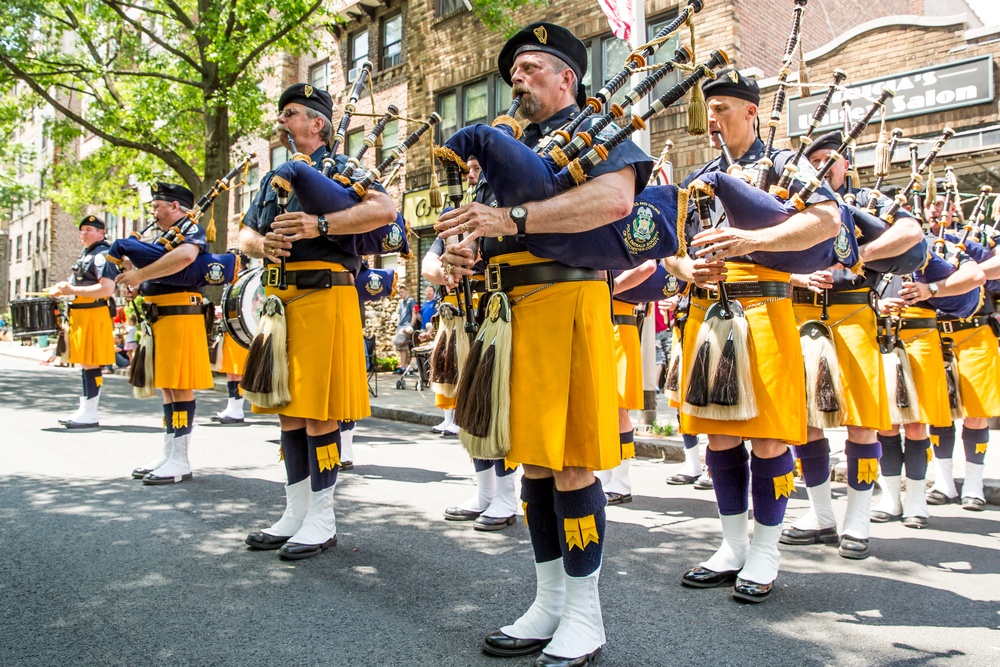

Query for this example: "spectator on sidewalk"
[392,285,416,373]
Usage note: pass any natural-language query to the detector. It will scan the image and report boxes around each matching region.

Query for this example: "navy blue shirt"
[140,216,208,296]
[243,146,362,274]
[479,104,652,262]
[72,240,118,287]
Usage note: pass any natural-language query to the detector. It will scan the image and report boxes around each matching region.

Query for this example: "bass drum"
[221,267,265,349]
[10,297,61,339]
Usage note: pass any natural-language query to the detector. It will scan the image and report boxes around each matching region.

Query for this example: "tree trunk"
[202,103,231,305]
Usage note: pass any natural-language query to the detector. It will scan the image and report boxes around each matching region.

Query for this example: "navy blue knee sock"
[879,433,903,477]
[472,458,493,473]
[706,445,750,515]
[903,437,930,480]
[82,368,102,399]
[845,440,882,491]
[750,449,796,527]
[339,419,356,432]
[554,480,607,577]
[494,458,517,476]
[307,430,341,492]
[793,438,831,488]
[171,400,196,437]
[682,434,699,449]
[930,425,956,459]
[163,403,175,436]
[227,380,241,399]
[962,426,989,465]
[521,476,561,564]
[280,428,309,485]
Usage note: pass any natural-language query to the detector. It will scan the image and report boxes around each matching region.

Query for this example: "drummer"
[53,215,118,429]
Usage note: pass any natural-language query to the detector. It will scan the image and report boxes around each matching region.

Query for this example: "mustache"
[512,85,532,98]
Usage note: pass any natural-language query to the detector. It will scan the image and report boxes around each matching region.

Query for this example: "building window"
[646,14,683,99]
[376,119,399,165]
[16,235,22,261]
[464,79,488,126]
[42,220,48,249]
[495,77,513,116]
[270,145,290,169]
[26,232,32,257]
[599,36,632,108]
[237,166,260,214]
[350,30,369,76]
[34,271,39,290]
[435,75,512,142]
[381,14,403,69]
[15,279,21,298]
[437,91,458,141]
[309,60,329,91]
[35,222,41,252]
[25,276,31,293]
[436,0,466,16]
[346,129,365,160]
[41,269,47,289]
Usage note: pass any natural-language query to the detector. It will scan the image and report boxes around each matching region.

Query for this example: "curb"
[370,405,440,427]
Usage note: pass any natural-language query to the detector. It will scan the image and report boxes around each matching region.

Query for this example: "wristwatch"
[317,214,329,235]
[928,282,939,296]
[509,205,528,237]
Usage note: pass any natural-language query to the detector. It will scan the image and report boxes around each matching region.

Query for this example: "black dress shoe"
[680,566,739,589]
[667,473,698,485]
[444,507,483,521]
[474,515,517,531]
[535,647,602,666]
[605,492,632,505]
[278,536,337,560]
[64,421,99,429]
[210,415,222,422]
[926,489,957,505]
[733,577,774,603]
[962,496,986,512]
[838,535,870,560]
[693,477,714,490]
[902,515,928,529]
[245,531,291,550]
[869,510,901,523]
[217,416,244,424]
[481,630,548,657]
[142,472,193,485]
[131,467,153,480]
[340,461,355,471]
[779,525,839,546]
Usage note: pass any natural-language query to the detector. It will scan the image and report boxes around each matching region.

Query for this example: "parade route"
[2,354,999,666]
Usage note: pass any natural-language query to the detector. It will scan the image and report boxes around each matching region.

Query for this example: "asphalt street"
[1,355,999,666]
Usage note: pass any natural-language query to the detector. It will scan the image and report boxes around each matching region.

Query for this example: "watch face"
[512,206,526,219]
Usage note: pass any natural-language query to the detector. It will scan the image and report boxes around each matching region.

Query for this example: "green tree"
[0,0,327,251]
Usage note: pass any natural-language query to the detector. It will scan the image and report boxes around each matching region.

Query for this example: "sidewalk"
[4,340,997,503]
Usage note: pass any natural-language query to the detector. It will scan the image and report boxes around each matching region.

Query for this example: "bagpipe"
[881,127,955,224]
[105,155,255,287]
[936,184,992,265]
[354,263,397,304]
[614,263,682,304]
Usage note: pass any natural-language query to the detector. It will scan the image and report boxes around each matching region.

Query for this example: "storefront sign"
[402,187,443,229]
[788,55,994,137]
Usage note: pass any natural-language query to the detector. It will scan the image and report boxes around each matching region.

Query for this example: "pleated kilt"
[793,291,891,431]
[898,307,951,428]
[613,300,644,411]
[68,297,115,366]
[501,252,620,472]
[680,263,806,444]
[945,322,1000,419]
[144,292,213,390]
[219,331,249,375]
[435,393,457,410]
[252,261,370,423]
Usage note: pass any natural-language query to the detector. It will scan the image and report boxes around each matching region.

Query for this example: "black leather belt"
[469,279,486,294]
[485,262,605,293]
[692,281,792,300]
[938,315,993,334]
[613,315,638,327]
[792,288,871,306]
[70,299,110,310]
[262,266,353,289]
[143,303,204,323]
[898,317,938,330]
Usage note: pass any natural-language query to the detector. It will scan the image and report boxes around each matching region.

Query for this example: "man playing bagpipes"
[118,183,215,485]
[780,130,925,560]
[239,84,396,560]
[666,70,843,603]
[423,214,521,533]
[922,194,1000,512]
[436,23,652,666]
[52,215,118,429]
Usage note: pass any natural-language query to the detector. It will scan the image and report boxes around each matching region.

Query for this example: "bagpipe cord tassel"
[873,114,892,178]
[686,17,708,136]
[429,140,444,209]
[206,200,217,243]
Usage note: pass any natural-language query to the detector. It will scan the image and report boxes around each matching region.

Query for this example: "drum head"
[222,267,265,349]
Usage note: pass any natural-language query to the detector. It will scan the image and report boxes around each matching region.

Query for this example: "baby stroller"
[395,327,433,391]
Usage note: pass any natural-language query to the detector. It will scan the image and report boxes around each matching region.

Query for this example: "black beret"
[78,215,105,230]
[278,83,334,121]
[151,182,195,209]
[498,22,588,109]
[803,130,844,159]
[702,68,760,105]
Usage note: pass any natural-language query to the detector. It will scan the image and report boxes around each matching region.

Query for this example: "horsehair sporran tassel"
[130,322,156,399]
[800,324,843,430]
[240,295,290,408]
[456,293,511,460]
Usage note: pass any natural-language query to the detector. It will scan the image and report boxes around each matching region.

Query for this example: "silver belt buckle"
[486,265,502,292]
[940,320,954,334]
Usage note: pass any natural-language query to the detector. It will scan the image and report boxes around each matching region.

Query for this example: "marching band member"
[781,131,924,559]
[54,216,118,429]
[240,83,396,559]
[213,329,248,423]
[118,184,214,485]
[668,70,841,602]
[437,22,651,665]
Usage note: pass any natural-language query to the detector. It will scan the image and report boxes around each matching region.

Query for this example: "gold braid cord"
[675,188,690,258]
[549,144,570,168]
[567,159,586,185]
[491,115,523,140]
[433,146,470,174]
[270,175,293,192]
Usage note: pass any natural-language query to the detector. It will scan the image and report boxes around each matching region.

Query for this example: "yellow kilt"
[502,252,619,471]
[435,393,457,410]
[145,292,213,390]
[613,300,644,410]
[680,263,806,444]
[253,261,370,422]
[946,323,1000,418]
[898,307,950,428]
[793,292,891,431]
[219,331,248,375]
[68,297,115,366]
